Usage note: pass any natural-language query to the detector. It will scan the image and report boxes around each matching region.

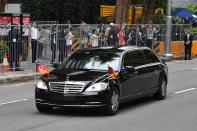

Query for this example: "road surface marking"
[0,83,25,88]
[0,99,29,106]
[174,88,196,94]
[193,68,197,70]
[0,81,34,88]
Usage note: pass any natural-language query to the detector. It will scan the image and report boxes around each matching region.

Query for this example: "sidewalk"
[0,59,51,84]
[0,56,194,84]
[0,71,42,84]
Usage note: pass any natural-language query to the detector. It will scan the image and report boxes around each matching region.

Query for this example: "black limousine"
[35,46,168,115]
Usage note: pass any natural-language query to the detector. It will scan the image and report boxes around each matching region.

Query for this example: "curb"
[0,73,43,84]
[160,55,197,62]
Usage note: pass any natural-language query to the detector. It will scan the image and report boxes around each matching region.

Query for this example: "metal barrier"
[0,23,194,73]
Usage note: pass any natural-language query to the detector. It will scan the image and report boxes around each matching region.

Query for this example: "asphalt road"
[0,59,197,131]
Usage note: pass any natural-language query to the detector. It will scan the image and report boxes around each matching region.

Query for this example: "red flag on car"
[108,66,118,79]
[36,63,49,74]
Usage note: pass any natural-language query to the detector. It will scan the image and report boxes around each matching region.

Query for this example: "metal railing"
[0,23,194,73]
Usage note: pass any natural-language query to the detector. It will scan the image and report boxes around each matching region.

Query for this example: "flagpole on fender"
[35,62,37,85]
[108,65,109,89]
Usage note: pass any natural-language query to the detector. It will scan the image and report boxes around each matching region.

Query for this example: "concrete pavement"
[0,59,51,84]
[0,59,197,131]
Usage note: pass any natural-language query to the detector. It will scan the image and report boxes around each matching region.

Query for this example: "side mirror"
[124,65,135,74]
[53,63,60,68]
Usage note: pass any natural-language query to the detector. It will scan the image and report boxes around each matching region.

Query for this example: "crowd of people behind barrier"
[0,21,193,70]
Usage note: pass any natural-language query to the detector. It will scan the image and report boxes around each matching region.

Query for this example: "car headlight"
[85,82,108,92]
[36,80,47,90]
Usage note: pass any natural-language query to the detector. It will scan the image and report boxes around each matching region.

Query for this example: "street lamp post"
[164,0,173,58]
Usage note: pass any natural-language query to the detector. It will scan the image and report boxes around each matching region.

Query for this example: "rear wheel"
[154,78,167,100]
[105,88,119,115]
[36,103,53,113]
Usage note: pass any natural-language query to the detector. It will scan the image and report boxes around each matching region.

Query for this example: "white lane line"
[0,83,25,88]
[174,88,196,94]
[0,99,29,106]
[193,68,197,70]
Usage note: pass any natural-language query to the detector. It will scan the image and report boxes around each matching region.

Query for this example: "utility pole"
[115,0,129,24]
[164,0,173,58]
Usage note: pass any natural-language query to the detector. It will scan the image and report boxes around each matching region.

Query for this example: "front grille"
[49,81,85,94]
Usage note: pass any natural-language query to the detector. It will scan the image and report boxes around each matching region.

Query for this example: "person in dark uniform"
[108,23,116,46]
[7,25,21,70]
[58,27,67,62]
[183,30,193,60]
[50,28,57,63]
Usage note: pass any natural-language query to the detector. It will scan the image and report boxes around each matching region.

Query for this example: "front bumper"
[35,88,110,108]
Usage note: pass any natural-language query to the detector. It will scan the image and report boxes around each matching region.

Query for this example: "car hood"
[46,68,108,82]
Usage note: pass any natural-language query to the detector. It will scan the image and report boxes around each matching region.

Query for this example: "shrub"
[0,41,8,63]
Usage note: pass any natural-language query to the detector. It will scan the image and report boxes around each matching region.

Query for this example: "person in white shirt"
[31,22,39,63]
[91,30,100,47]
[66,28,74,54]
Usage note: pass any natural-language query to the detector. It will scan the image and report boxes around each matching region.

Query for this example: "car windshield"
[61,50,121,71]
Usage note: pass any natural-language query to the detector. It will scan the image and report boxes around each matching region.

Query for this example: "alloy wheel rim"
[161,80,166,96]
[111,91,119,112]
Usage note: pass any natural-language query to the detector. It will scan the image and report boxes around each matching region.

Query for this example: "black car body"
[35,46,168,115]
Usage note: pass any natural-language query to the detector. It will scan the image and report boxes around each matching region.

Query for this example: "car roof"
[80,45,151,53]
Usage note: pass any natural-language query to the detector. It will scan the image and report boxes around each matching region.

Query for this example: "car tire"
[154,78,167,100]
[36,103,53,113]
[105,87,120,115]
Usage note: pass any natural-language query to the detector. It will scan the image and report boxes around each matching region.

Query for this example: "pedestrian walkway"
[0,58,52,84]
[0,70,41,84]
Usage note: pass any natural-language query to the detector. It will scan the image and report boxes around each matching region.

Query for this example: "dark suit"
[58,31,66,62]
[50,32,57,62]
[7,28,21,69]
[183,34,193,60]
[108,26,116,46]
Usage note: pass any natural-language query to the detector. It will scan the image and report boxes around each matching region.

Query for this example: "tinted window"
[143,49,160,64]
[61,50,121,71]
[123,50,145,67]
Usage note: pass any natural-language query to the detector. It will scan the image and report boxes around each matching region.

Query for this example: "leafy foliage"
[141,0,167,24]
[0,41,8,63]
[0,0,6,12]
[186,4,197,13]
[21,0,115,24]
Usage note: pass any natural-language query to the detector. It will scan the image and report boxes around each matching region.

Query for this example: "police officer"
[183,30,193,60]
[7,25,21,70]
[50,27,57,63]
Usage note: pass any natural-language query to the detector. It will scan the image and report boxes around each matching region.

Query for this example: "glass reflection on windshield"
[62,51,121,71]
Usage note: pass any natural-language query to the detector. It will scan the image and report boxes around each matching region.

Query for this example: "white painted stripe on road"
[0,99,29,106]
[0,83,25,88]
[174,88,196,94]
[192,68,197,70]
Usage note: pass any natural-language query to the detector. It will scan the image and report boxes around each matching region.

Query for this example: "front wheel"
[154,78,167,100]
[105,88,120,115]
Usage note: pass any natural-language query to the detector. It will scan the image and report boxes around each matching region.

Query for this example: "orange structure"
[1,53,9,72]
[156,41,197,57]
[100,5,143,24]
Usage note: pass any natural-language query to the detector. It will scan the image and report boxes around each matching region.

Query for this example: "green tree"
[0,0,6,13]
[187,4,197,13]
[21,0,115,23]
[21,0,42,20]
[141,0,167,23]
